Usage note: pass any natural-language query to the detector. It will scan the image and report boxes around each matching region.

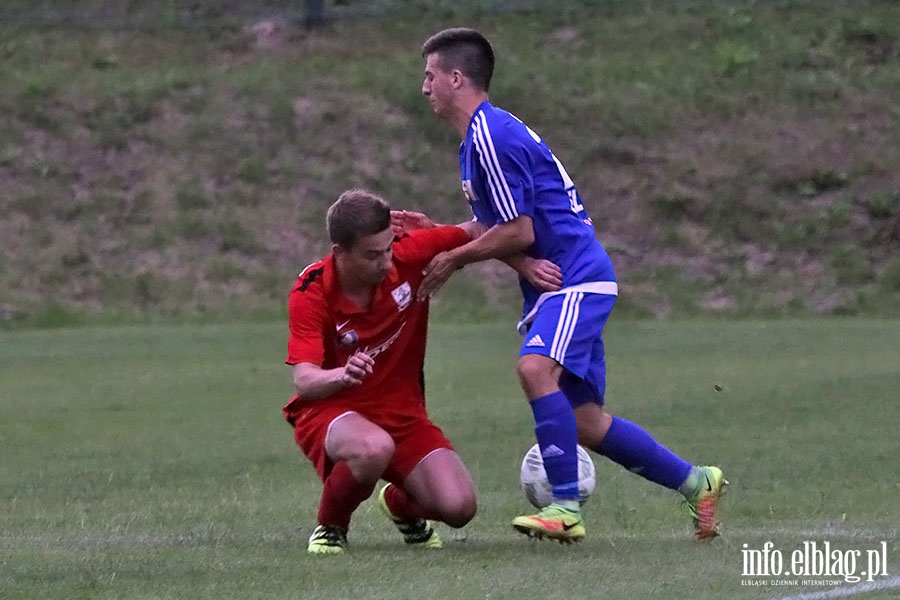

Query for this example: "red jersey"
[283,225,469,427]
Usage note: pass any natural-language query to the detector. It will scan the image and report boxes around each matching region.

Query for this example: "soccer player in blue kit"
[413,27,728,543]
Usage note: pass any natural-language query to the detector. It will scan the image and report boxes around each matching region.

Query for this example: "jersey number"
[521,116,586,216]
[567,187,585,213]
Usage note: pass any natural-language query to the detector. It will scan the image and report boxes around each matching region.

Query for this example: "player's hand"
[340,351,374,387]
[522,257,562,292]
[391,210,436,236]
[418,251,458,300]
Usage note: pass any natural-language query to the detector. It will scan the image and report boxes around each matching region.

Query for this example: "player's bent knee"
[516,354,562,397]
[349,430,395,469]
[440,493,477,528]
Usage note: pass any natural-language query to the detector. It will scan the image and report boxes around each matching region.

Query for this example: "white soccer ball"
[519,443,597,508]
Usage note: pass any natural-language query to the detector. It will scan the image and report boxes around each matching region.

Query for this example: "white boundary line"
[768,576,900,600]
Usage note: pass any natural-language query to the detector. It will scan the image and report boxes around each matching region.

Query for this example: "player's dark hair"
[422,27,494,92]
[326,188,391,249]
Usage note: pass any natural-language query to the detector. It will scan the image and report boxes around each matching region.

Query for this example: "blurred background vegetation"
[1,0,898,327]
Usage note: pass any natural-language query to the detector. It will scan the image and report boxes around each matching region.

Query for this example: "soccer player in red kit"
[284,188,479,555]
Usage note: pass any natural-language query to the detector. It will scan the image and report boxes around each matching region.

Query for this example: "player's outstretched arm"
[418,215,534,299]
[455,218,487,240]
[391,210,435,235]
[292,352,374,400]
[391,210,487,241]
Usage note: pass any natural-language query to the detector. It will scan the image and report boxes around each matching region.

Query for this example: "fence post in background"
[304,0,325,28]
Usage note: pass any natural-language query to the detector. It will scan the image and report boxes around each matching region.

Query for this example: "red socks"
[316,461,376,530]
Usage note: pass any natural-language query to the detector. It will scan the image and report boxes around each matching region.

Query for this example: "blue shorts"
[518,292,617,405]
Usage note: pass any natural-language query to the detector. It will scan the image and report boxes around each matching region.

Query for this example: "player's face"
[342,227,394,286]
[422,53,454,119]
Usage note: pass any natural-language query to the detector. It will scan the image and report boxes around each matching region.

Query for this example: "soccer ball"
[519,443,596,508]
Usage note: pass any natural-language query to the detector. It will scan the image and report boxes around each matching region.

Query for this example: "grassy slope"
[1,1,899,326]
[1,319,898,599]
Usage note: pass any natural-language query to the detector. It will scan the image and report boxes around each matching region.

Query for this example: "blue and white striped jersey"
[459,100,616,316]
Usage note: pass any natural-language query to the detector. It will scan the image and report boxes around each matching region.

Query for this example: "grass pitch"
[1,318,898,599]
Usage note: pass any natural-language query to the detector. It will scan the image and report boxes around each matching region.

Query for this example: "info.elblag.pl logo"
[741,541,890,587]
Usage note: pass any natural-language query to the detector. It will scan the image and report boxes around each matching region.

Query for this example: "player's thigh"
[405,448,476,506]
[383,420,475,509]
[324,411,395,466]
[292,405,358,480]
[521,293,614,396]
[382,418,453,483]
[404,448,477,527]
[519,293,614,379]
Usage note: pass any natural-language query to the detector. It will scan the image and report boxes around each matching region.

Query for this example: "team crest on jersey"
[391,282,412,311]
[337,329,359,348]
[461,179,475,203]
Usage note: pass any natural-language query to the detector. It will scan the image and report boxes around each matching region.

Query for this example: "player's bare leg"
[404,448,477,528]
[379,448,476,548]
[324,412,394,484]
[309,412,393,554]
[573,402,613,448]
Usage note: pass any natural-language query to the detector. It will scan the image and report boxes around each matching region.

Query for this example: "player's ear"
[451,69,465,89]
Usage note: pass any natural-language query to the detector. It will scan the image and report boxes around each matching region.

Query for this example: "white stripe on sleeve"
[473,112,518,222]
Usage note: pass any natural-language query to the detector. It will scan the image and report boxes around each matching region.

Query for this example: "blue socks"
[530,391,580,501]
[530,393,692,498]
[595,416,692,491]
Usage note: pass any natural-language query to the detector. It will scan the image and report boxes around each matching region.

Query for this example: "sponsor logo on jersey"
[364,321,406,359]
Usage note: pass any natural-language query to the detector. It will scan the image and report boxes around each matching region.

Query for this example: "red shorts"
[291,403,454,483]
